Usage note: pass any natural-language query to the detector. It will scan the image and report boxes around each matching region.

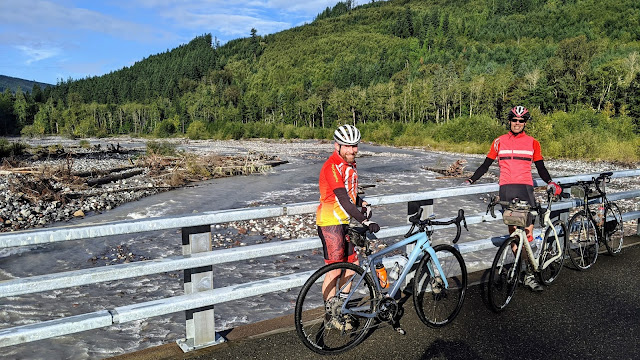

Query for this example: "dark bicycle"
[567,171,624,270]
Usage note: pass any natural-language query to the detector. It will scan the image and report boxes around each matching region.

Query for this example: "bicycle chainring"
[376,297,398,322]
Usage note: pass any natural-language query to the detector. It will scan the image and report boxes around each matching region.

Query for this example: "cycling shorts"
[317,224,358,264]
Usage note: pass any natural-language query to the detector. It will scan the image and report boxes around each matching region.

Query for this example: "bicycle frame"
[340,230,447,319]
[517,208,563,272]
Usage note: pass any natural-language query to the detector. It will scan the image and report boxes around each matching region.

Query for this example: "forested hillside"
[2,0,639,160]
[0,75,51,95]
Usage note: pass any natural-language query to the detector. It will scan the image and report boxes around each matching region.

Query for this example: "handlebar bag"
[502,209,531,227]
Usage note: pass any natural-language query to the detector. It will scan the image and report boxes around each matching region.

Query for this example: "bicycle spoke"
[295,262,376,355]
[487,237,519,312]
[538,220,565,285]
[603,203,624,256]
[567,211,598,270]
[413,244,467,327]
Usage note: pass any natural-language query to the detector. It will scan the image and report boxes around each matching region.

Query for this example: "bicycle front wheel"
[567,210,599,270]
[537,220,566,285]
[294,262,376,355]
[603,202,623,256]
[487,237,521,312]
[412,244,467,328]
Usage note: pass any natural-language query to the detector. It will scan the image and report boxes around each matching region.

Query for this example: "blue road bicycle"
[294,209,468,354]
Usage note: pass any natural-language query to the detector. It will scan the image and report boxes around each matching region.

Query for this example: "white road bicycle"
[486,186,567,312]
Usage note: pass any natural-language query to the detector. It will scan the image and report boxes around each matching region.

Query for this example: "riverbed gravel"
[1,136,638,235]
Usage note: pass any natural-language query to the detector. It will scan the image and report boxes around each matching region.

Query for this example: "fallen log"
[72,166,137,178]
[64,185,177,199]
[87,169,144,186]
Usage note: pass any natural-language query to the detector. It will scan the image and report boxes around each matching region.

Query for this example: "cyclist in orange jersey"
[317,125,380,323]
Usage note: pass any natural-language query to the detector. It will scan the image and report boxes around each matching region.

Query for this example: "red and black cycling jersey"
[486,132,542,186]
[469,131,552,186]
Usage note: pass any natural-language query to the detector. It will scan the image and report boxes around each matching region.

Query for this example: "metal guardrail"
[0,170,639,349]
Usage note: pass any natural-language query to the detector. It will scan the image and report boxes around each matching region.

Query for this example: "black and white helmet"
[333,124,361,146]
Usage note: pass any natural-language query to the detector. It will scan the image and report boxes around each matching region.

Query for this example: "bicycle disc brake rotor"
[324,296,344,318]
[431,277,445,295]
[376,297,398,322]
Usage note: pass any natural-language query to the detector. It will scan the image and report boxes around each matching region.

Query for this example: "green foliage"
[146,140,177,156]
[433,115,504,143]
[0,139,27,157]
[3,0,638,162]
[154,119,177,138]
[186,120,210,140]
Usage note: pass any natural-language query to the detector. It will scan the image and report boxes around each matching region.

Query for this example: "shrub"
[186,120,209,140]
[146,140,177,156]
[154,120,176,138]
[0,139,27,157]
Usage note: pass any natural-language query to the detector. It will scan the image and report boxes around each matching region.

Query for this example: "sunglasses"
[510,119,527,123]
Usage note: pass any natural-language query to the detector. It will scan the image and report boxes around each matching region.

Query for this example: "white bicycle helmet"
[333,124,361,146]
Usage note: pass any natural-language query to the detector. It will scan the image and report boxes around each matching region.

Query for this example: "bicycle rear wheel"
[412,244,467,328]
[487,237,521,312]
[567,210,599,270]
[294,262,376,355]
[537,220,566,285]
[603,202,623,256]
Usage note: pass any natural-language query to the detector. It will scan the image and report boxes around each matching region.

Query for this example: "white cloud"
[16,45,61,64]
[0,0,171,43]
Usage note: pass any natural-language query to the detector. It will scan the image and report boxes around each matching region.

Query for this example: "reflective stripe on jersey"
[316,151,358,226]
[487,132,542,186]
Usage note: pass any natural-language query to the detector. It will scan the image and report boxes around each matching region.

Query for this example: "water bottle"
[387,261,403,282]
[533,235,543,258]
[375,263,389,289]
[595,205,605,226]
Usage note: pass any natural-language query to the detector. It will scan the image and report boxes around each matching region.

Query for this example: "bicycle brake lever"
[458,209,468,231]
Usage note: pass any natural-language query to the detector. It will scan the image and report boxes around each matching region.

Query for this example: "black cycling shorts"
[499,184,536,226]
[499,184,536,207]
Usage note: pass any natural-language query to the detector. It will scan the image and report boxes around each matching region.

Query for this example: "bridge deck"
[110,234,640,360]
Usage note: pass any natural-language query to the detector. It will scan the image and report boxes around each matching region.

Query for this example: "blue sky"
[0,0,343,85]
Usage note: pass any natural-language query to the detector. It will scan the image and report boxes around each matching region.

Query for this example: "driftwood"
[64,185,177,199]
[72,166,136,178]
[87,169,144,186]
[422,159,469,178]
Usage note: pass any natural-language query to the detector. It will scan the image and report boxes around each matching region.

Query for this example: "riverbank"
[1,136,639,234]
[0,137,286,232]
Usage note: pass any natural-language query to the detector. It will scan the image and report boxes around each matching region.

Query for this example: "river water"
[0,139,636,359]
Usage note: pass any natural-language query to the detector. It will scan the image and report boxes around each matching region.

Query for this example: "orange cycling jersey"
[316,151,359,226]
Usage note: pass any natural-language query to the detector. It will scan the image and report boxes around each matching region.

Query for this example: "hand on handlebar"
[362,220,380,233]
[547,181,562,196]
[361,204,372,219]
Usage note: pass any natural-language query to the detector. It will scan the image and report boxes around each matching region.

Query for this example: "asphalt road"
[112,236,640,360]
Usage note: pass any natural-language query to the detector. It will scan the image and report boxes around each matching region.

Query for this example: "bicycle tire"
[603,202,624,256]
[567,210,599,270]
[537,219,566,285]
[412,244,467,328]
[487,237,521,313]
[294,262,376,355]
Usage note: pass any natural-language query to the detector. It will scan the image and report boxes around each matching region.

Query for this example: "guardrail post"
[405,200,433,286]
[177,225,224,352]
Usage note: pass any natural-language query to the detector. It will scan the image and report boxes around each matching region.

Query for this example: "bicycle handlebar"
[405,208,468,243]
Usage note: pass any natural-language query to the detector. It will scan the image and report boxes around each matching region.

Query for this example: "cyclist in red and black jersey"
[464,106,561,291]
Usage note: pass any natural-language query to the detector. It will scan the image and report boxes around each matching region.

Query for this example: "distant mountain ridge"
[0,75,52,93]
